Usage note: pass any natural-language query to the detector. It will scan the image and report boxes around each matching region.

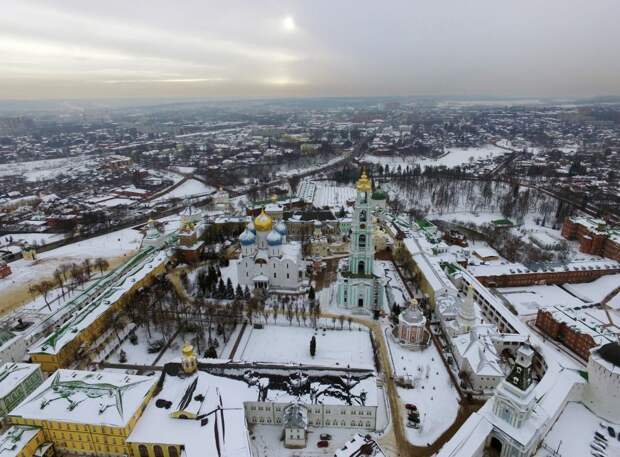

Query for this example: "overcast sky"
[1,0,619,100]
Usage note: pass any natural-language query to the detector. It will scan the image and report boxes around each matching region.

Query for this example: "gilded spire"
[356,170,372,193]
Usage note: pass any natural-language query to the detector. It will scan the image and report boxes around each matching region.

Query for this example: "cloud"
[0,0,619,99]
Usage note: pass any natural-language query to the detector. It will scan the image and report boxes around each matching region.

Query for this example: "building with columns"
[336,172,385,314]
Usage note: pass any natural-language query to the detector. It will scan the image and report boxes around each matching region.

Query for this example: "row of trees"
[29,257,110,310]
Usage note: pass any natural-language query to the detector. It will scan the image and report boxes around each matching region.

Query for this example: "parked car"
[319,433,332,441]
[405,403,417,410]
[317,440,329,448]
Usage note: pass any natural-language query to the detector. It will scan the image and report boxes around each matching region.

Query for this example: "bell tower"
[181,342,198,375]
[348,171,374,276]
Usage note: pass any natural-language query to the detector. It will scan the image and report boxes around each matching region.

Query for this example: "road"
[319,310,478,457]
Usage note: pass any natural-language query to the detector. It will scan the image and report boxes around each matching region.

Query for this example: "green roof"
[372,188,387,200]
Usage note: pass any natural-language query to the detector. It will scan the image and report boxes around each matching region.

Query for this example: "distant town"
[0,97,619,457]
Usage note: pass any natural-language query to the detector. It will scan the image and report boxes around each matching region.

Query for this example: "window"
[360,210,367,222]
[138,445,149,457]
[358,234,366,249]
[358,260,365,273]
[154,445,164,457]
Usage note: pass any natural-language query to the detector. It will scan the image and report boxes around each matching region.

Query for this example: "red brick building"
[535,308,614,360]
[0,261,11,279]
[561,216,620,261]
[476,264,620,287]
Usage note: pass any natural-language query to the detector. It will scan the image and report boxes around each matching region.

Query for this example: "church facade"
[336,172,385,314]
[237,210,306,291]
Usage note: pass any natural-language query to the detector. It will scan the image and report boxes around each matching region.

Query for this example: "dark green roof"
[372,188,387,200]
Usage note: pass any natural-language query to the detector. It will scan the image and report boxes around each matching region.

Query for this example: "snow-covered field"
[0,156,99,182]
[153,179,215,202]
[1,232,67,246]
[363,145,508,170]
[497,285,586,316]
[384,327,460,445]
[0,226,143,294]
[238,324,375,369]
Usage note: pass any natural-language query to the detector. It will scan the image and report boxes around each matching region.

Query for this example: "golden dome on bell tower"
[254,209,273,232]
[356,171,372,193]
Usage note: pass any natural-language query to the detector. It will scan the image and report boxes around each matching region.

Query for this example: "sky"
[1,0,620,100]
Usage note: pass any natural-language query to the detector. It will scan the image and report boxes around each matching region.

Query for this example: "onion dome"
[356,171,372,193]
[254,209,273,232]
[247,220,256,233]
[182,342,195,357]
[275,220,288,235]
[239,228,256,245]
[267,229,283,246]
[372,186,387,200]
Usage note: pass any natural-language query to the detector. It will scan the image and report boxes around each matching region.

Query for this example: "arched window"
[154,446,164,457]
[359,210,367,222]
[358,260,365,274]
[358,234,366,249]
[168,447,179,457]
[138,445,149,457]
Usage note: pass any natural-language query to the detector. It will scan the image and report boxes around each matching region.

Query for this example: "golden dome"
[254,209,273,232]
[182,342,194,357]
[356,171,372,193]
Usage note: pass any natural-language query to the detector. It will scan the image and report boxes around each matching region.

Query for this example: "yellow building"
[127,345,253,457]
[29,249,168,372]
[8,369,156,457]
[0,425,50,457]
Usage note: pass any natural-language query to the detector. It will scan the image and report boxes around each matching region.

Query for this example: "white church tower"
[490,344,539,456]
[457,284,477,333]
[336,172,384,315]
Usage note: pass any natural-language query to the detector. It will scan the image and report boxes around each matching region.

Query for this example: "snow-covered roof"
[9,369,156,427]
[0,426,41,457]
[0,363,40,399]
[452,328,504,378]
[334,433,387,457]
[29,249,168,356]
[128,368,253,457]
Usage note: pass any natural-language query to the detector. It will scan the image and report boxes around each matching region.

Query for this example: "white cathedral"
[237,210,306,291]
[336,172,385,314]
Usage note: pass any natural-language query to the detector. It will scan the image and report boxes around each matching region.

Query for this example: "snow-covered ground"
[153,179,215,202]
[1,232,67,246]
[238,324,375,370]
[497,285,586,316]
[563,274,620,303]
[0,226,142,295]
[106,326,164,366]
[363,145,508,170]
[534,401,620,457]
[0,155,99,182]
[249,424,381,457]
[383,326,460,445]
[312,182,356,209]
